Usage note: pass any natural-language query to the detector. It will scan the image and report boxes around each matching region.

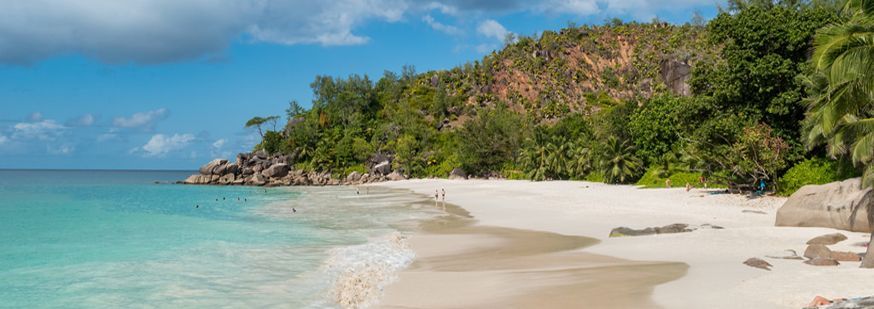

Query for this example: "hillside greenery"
[245,0,870,194]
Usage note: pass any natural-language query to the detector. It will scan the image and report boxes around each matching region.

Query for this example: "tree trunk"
[863,196,874,268]
[863,232,874,268]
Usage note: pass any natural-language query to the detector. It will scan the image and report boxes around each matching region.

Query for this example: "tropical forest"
[246,0,874,195]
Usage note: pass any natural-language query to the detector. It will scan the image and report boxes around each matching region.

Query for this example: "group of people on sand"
[435,188,446,210]
[664,176,708,192]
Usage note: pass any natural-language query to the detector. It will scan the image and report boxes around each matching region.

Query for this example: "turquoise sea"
[0,170,435,308]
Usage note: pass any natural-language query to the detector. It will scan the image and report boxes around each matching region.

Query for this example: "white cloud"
[12,119,66,141]
[247,0,407,46]
[424,2,459,16]
[112,108,168,129]
[28,112,43,121]
[48,144,75,155]
[540,0,600,16]
[212,138,226,149]
[0,0,409,64]
[423,15,462,35]
[0,0,718,64]
[72,114,96,126]
[0,134,8,145]
[138,133,195,157]
[477,19,510,42]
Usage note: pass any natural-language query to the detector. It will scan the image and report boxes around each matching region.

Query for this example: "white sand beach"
[376,179,874,308]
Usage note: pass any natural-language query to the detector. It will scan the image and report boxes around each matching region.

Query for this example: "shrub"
[777,157,860,196]
[636,165,713,189]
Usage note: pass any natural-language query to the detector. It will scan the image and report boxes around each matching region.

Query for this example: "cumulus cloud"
[48,144,75,155]
[423,15,462,35]
[112,108,168,129]
[68,113,96,127]
[212,138,226,149]
[477,19,510,42]
[28,112,43,121]
[0,134,8,145]
[137,133,195,157]
[12,119,67,141]
[0,0,407,64]
[539,0,600,16]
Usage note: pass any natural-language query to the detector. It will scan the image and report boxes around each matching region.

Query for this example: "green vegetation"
[242,0,870,195]
[777,157,860,195]
[804,0,874,188]
[636,165,709,189]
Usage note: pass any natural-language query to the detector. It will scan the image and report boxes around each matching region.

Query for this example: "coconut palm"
[805,0,874,268]
[546,136,571,178]
[520,133,551,181]
[598,137,643,184]
[568,140,593,178]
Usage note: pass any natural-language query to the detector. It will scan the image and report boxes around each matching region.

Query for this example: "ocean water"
[0,170,436,308]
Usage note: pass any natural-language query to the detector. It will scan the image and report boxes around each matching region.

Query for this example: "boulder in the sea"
[804,257,840,266]
[217,173,235,185]
[743,257,772,271]
[775,178,872,233]
[199,159,228,175]
[387,171,406,181]
[183,174,214,184]
[609,223,692,237]
[261,163,290,178]
[247,174,267,186]
[806,233,848,245]
[803,244,833,260]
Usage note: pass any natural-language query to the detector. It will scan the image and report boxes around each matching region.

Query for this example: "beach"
[376,179,874,308]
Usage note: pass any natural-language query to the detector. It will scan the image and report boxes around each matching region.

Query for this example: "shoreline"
[375,179,874,308]
[378,200,687,308]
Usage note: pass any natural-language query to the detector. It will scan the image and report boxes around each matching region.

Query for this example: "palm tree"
[805,0,874,267]
[598,137,643,184]
[520,134,551,181]
[546,136,570,179]
[569,140,593,179]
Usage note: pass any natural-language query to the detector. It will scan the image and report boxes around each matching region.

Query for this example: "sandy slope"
[377,179,874,308]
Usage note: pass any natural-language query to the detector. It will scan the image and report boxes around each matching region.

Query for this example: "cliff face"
[423,22,717,120]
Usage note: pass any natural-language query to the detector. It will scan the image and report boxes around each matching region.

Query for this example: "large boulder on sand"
[387,171,406,181]
[371,161,391,176]
[346,171,362,183]
[806,233,848,245]
[199,159,228,175]
[261,163,290,178]
[775,178,873,233]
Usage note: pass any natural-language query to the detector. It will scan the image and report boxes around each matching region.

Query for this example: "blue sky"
[0,0,723,170]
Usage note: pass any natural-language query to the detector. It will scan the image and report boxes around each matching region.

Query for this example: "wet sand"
[380,203,688,308]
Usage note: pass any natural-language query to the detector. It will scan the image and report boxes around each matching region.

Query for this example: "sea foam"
[322,232,414,308]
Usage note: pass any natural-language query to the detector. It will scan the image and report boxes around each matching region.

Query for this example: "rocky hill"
[422,22,717,122]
